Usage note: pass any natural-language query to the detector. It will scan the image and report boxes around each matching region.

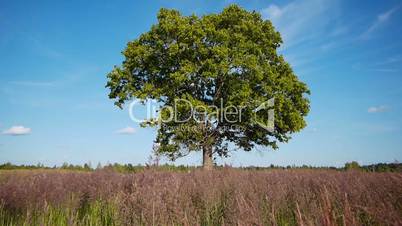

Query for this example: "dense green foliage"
[106,5,310,165]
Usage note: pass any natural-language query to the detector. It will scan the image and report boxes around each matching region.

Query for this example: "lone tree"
[106,5,310,170]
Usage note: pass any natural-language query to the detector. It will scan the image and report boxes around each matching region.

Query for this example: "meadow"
[0,167,401,225]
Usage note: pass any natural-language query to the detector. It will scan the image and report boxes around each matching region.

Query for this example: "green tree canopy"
[106,5,310,169]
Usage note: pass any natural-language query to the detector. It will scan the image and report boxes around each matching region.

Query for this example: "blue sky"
[0,0,401,167]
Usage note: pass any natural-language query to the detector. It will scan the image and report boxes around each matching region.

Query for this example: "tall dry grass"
[0,168,401,225]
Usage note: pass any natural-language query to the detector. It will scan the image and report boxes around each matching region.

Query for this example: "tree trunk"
[202,144,213,170]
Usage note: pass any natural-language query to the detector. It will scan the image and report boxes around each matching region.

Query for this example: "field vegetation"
[0,164,401,225]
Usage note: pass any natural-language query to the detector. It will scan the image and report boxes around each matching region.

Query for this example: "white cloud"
[261,0,337,48]
[3,126,32,135]
[115,126,136,135]
[360,6,399,39]
[367,105,389,113]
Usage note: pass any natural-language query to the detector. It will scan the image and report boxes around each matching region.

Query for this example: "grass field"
[0,168,401,225]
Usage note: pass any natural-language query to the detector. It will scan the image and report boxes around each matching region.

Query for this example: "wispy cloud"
[28,35,63,59]
[329,26,348,37]
[368,105,390,113]
[9,81,56,87]
[115,126,136,135]
[374,55,402,66]
[353,61,400,73]
[320,42,337,51]
[306,127,318,133]
[360,6,400,40]
[370,68,398,72]
[261,0,338,49]
[7,65,100,90]
[3,126,32,135]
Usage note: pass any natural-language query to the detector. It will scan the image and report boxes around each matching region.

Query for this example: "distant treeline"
[0,161,401,173]
[0,162,194,173]
[245,161,402,173]
[0,161,402,173]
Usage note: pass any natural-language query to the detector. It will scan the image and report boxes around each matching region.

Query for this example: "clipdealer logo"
[128,98,275,132]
